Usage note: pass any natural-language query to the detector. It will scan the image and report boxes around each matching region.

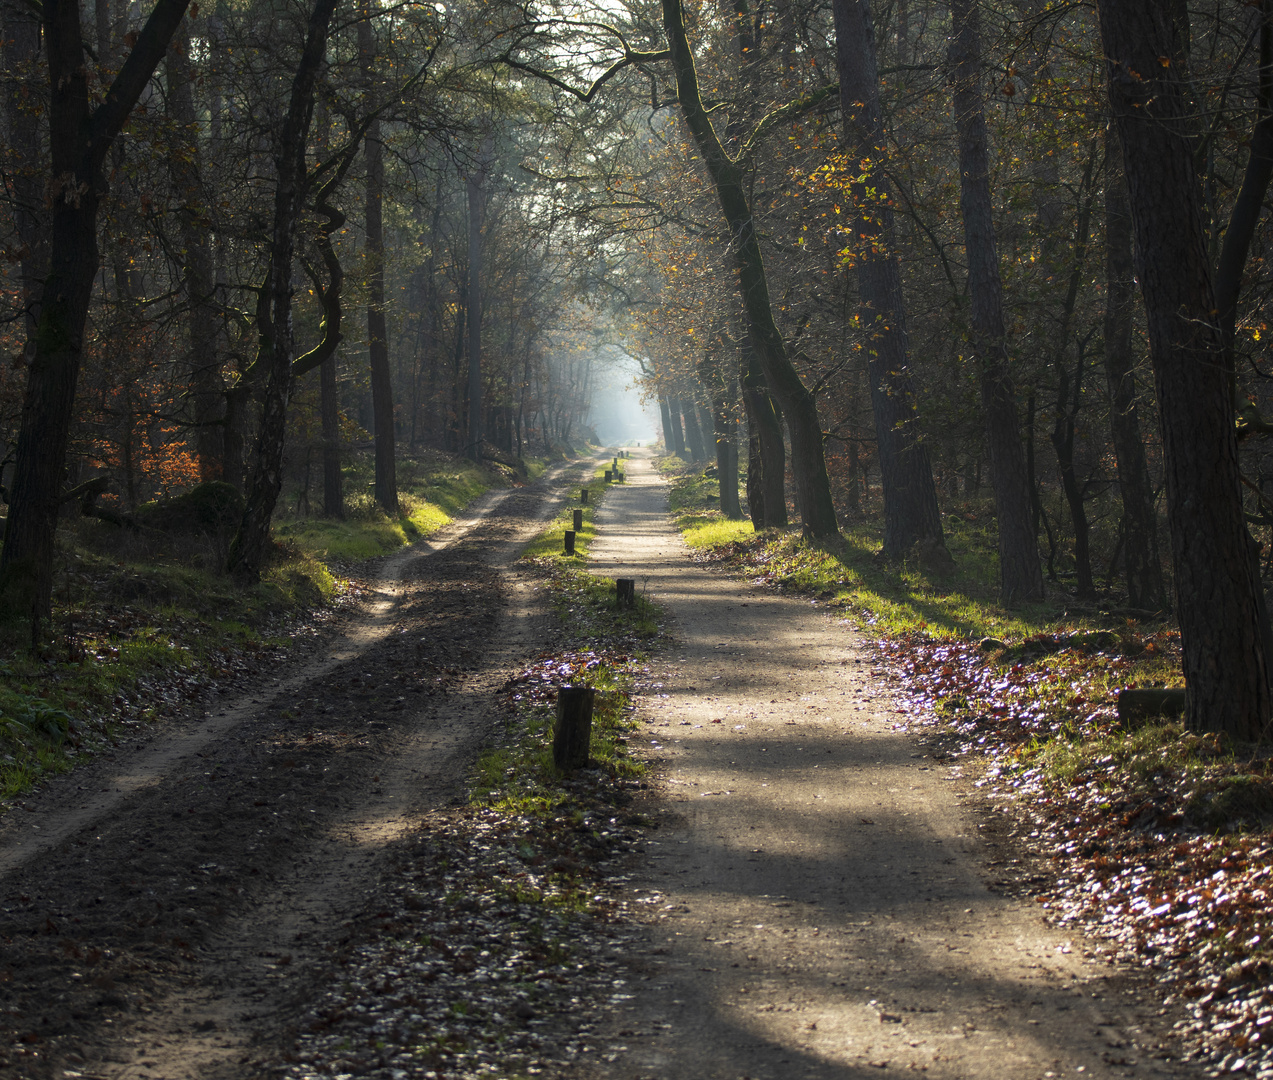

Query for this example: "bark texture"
[0,0,193,629]
[227,0,339,581]
[1098,0,1270,739]
[663,0,837,538]
[1101,125,1164,609]
[947,0,1042,601]
[832,0,945,559]
[360,9,397,512]
[465,139,492,463]
[166,21,225,482]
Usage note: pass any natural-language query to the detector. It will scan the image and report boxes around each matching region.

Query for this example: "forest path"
[0,455,601,1080]
[582,449,1193,1080]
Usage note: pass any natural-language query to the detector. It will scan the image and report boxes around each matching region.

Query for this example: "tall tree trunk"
[680,392,707,460]
[666,395,686,455]
[740,336,786,529]
[663,0,836,538]
[1215,1,1273,363]
[359,7,396,512]
[0,0,192,630]
[714,396,742,518]
[1098,0,1269,739]
[700,334,742,519]
[227,0,339,581]
[166,20,226,482]
[320,351,343,518]
[1102,124,1164,609]
[832,0,944,558]
[658,396,675,453]
[1050,354,1094,598]
[947,0,1042,602]
[1,0,49,348]
[465,139,491,463]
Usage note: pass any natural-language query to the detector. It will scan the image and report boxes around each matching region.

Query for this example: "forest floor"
[0,450,1223,1080]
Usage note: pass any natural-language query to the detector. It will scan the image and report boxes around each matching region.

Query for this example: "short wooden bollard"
[605,470,613,482]
[616,578,636,609]
[580,488,589,504]
[553,685,595,770]
[564,530,576,555]
[572,508,583,531]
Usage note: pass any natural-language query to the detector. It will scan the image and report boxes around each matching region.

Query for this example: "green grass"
[277,458,504,561]
[467,517,668,917]
[660,462,1055,642]
[520,468,613,562]
[0,450,514,807]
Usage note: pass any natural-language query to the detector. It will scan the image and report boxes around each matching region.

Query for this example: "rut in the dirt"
[0,470,587,1080]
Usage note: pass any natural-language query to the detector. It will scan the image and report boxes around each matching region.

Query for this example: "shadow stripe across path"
[582,450,1195,1080]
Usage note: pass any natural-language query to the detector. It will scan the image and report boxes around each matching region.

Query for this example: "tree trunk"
[465,138,491,463]
[659,396,675,452]
[701,354,742,518]
[715,402,741,518]
[739,337,786,529]
[1050,355,1094,598]
[832,0,944,558]
[666,395,686,455]
[0,0,193,630]
[1215,2,1273,364]
[166,20,226,483]
[680,392,707,460]
[1098,0,1270,739]
[1101,124,1164,609]
[947,0,1042,602]
[663,0,837,539]
[1,0,49,347]
[359,8,397,513]
[227,0,339,582]
[320,351,343,517]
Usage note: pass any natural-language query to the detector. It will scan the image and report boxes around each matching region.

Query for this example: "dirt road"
[0,459,598,1080]
[583,450,1197,1080]
[0,450,1203,1080]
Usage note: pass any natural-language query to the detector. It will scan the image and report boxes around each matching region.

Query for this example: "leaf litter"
[873,629,1273,1078]
[686,522,1273,1077]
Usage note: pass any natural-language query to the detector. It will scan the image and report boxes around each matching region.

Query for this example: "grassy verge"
[0,451,515,805]
[276,456,505,561]
[658,458,1273,1069]
[456,458,665,919]
[519,464,620,562]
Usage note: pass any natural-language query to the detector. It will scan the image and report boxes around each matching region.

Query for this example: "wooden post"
[553,685,594,769]
[581,487,589,504]
[572,508,583,531]
[564,530,576,555]
[616,578,636,609]
[605,470,612,482]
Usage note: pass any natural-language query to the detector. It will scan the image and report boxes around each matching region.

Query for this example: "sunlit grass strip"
[519,468,612,562]
[277,463,502,562]
[472,569,663,810]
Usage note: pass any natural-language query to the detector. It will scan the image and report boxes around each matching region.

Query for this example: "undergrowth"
[658,459,1273,1068]
[465,455,665,916]
[519,463,617,562]
[0,450,517,805]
